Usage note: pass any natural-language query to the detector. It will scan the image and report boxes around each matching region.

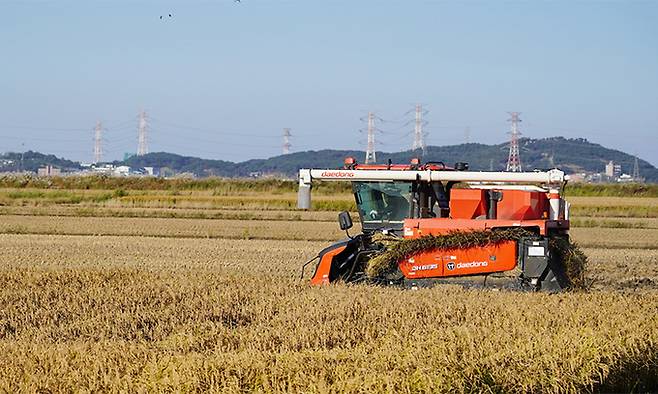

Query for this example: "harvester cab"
[298,157,574,291]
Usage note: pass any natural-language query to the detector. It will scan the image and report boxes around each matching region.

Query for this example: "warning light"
[410,157,420,165]
[344,157,356,168]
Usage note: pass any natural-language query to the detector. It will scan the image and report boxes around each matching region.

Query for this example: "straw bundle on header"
[366,229,588,289]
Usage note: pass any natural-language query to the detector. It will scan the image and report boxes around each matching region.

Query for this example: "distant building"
[37,166,61,177]
[143,166,158,176]
[568,173,587,182]
[617,174,634,183]
[605,161,622,178]
[91,164,113,174]
[174,172,196,179]
[112,166,131,177]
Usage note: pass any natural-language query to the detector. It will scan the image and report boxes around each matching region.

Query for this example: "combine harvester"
[298,158,575,291]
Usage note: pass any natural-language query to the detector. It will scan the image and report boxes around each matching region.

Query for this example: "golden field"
[0,184,657,392]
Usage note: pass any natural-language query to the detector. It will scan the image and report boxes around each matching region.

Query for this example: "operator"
[381,193,409,221]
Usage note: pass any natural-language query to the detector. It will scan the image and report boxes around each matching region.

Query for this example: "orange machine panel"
[449,189,487,219]
[403,217,566,237]
[398,240,518,279]
[310,245,346,285]
[497,190,548,220]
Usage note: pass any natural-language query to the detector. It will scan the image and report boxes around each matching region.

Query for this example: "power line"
[0,124,89,132]
[148,117,281,139]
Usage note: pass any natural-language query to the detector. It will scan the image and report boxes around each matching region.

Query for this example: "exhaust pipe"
[297,169,313,209]
[297,184,311,209]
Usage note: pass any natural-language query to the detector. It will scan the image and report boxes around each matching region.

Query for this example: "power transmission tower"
[93,120,103,164]
[412,104,426,154]
[282,128,292,155]
[19,143,25,172]
[506,112,523,172]
[137,110,148,156]
[632,156,641,181]
[548,150,555,168]
[464,126,471,144]
[365,112,377,164]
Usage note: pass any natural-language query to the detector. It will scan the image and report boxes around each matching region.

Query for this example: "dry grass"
[0,188,356,211]
[1,215,657,250]
[5,204,658,229]
[570,217,658,229]
[567,196,658,207]
[569,227,658,249]
[584,248,658,290]
[568,196,658,218]
[572,205,658,218]
[0,205,342,222]
[0,214,348,241]
[109,194,355,211]
[0,187,657,391]
[0,234,658,392]
[0,234,320,273]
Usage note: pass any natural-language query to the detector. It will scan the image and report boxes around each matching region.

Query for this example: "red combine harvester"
[298,158,572,291]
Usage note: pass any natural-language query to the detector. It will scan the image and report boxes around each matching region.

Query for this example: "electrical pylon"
[137,110,148,156]
[633,156,641,181]
[365,112,377,164]
[283,128,292,155]
[93,120,103,164]
[506,112,523,172]
[412,104,426,154]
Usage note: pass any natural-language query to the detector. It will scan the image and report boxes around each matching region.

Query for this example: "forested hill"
[122,137,658,182]
[0,151,82,173]
[2,137,656,182]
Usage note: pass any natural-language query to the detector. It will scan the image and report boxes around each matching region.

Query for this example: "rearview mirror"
[338,211,353,231]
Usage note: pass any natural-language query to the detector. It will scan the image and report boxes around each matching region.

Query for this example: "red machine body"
[301,158,572,291]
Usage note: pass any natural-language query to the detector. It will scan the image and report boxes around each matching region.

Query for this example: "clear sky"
[1,0,657,165]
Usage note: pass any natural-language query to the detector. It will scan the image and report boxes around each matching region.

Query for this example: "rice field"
[0,183,657,392]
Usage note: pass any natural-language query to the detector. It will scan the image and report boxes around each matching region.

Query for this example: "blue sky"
[1,0,657,165]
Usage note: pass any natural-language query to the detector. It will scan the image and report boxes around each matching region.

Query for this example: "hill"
[120,152,234,177]
[2,137,656,182]
[119,137,658,182]
[0,151,82,173]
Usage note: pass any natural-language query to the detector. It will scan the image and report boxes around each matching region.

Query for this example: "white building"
[37,166,61,177]
[112,166,131,177]
[605,161,622,178]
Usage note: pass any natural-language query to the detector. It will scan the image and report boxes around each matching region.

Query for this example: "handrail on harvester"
[297,167,569,210]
